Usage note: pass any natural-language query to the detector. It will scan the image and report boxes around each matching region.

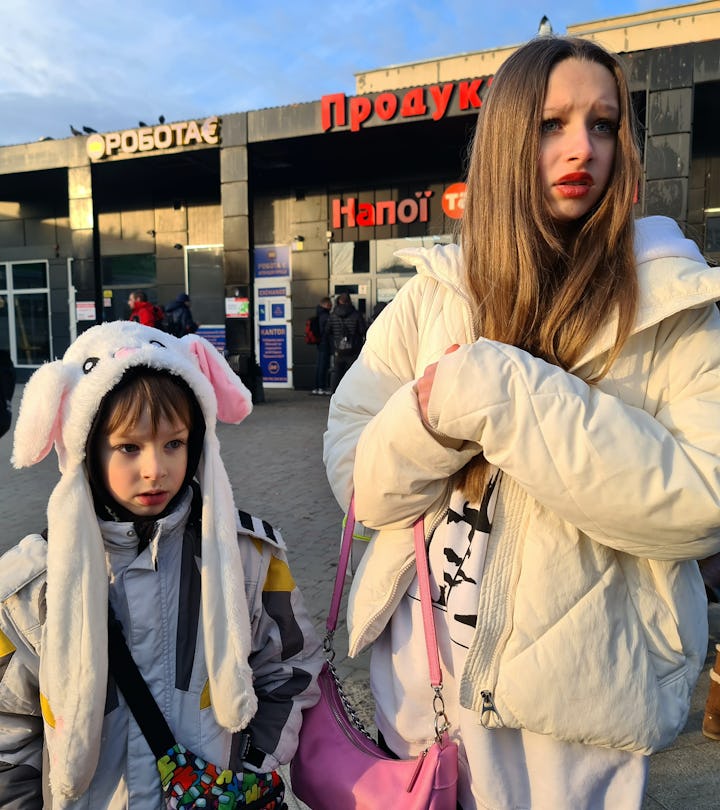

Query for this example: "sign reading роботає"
[86,117,221,160]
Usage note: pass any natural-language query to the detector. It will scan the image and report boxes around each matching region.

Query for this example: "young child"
[0,321,323,808]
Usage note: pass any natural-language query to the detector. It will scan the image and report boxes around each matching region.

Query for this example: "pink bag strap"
[326,496,357,634]
[327,496,442,690]
[413,518,442,689]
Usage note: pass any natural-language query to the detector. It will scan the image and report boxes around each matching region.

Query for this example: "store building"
[1,1,719,388]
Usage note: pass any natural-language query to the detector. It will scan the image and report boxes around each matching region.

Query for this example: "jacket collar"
[396,216,720,371]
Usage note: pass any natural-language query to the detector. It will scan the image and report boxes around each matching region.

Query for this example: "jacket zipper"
[480,689,504,728]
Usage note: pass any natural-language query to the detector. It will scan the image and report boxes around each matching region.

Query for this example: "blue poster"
[254,245,291,278]
[258,304,266,321]
[271,303,285,319]
[196,325,226,353]
[259,324,288,382]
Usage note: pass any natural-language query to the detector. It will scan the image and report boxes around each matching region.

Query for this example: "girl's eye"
[117,444,139,454]
[166,439,185,450]
[593,119,618,135]
[541,118,561,134]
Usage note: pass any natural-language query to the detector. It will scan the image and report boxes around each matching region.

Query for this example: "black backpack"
[163,308,186,338]
[335,318,362,357]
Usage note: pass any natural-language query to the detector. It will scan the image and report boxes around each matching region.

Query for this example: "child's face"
[99,407,189,518]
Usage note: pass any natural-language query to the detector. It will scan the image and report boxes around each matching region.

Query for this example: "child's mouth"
[137,491,167,506]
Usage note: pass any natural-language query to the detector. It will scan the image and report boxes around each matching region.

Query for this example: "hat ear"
[185,334,252,423]
[12,361,72,468]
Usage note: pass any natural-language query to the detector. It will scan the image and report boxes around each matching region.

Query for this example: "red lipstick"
[555,172,593,198]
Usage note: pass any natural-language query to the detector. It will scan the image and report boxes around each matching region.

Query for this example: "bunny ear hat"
[12,321,255,799]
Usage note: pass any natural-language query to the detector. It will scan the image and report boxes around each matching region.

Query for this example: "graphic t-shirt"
[370,471,647,810]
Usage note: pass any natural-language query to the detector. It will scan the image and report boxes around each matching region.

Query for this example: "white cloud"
[0,0,651,145]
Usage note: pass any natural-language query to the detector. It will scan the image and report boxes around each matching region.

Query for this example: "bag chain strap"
[323,629,376,741]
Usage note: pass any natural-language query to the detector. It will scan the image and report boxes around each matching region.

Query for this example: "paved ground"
[1,386,719,809]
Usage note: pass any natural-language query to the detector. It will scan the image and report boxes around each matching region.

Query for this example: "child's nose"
[142,448,165,479]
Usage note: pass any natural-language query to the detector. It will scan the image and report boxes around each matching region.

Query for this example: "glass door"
[0,261,52,369]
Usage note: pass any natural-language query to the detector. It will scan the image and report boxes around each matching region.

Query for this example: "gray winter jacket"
[0,490,323,809]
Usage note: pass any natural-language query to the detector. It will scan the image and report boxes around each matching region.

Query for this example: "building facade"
[1,2,719,388]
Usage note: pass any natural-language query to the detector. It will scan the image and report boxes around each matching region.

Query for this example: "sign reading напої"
[86,117,221,160]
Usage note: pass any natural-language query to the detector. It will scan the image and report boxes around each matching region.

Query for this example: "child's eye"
[541,118,561,134]
[117,443,139,454]
[166,439,185,450]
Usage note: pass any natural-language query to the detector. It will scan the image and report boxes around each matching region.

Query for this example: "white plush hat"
[12,321,256,799]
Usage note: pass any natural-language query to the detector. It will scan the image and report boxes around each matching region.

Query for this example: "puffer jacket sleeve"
[0,538,47,809]
[323,272,480,516]
[240,532,323,770]
[422,303,720,560]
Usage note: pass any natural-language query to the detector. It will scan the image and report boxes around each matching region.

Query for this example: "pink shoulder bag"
[290,498,458,809]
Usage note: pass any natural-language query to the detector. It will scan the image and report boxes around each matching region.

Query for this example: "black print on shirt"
[434,472,499,647]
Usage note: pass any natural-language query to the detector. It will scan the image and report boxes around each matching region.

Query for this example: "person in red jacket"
[128,290,161,327]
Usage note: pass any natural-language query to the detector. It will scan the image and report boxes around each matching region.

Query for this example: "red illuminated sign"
[442,183,467,219]
[332,192,433,228]
[322,78,492,133]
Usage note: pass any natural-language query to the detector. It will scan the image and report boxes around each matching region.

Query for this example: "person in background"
[127,289,159,327]
[369,300,388,326]
[700,550,720,741]
[0,321,323,808]
[0,348,15,439]
[323,35,720,809]
[327,292,366,393]
[164,292,199,338]
[311,295,332,395]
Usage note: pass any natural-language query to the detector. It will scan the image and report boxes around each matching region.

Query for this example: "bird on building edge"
[538,15,553,36]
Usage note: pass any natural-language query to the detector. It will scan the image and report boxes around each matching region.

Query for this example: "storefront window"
[14,293,50,365]
[329,242,369,274]
[329,235,455,311]
[706,217,720,254]
[374,236,453,273]
[0,261,51,368]
[102,254,157,321]
[13,261,48,289]
[0,295,9,352]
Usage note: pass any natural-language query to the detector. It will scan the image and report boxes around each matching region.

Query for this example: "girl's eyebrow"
[542,100,619,116]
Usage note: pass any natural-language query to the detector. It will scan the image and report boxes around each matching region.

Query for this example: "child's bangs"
[105,372,193,435]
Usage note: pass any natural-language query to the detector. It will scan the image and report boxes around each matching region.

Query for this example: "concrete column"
[67,162,100,324]
[643,46,693,227]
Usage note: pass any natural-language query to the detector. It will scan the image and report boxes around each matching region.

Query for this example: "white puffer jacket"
[323,216,720,754]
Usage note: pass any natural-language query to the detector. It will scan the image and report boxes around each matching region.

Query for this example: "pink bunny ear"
[185,335,253,423]
[12,361,70,467]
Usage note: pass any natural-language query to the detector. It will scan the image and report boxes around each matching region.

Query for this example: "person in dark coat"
[312,296,332,395]
[0,349,15,438]
[165,293,199,337]
[327,293,366,393]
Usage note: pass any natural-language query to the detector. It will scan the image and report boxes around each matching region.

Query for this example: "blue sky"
[1,0,666,147]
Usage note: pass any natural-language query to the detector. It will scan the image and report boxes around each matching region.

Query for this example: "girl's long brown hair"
[457,37,641,499]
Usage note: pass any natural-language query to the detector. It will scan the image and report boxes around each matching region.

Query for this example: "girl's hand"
[416,344,460,424]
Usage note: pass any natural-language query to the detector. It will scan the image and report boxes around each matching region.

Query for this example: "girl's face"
[539,57,619,223]
[100,408,189,517]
